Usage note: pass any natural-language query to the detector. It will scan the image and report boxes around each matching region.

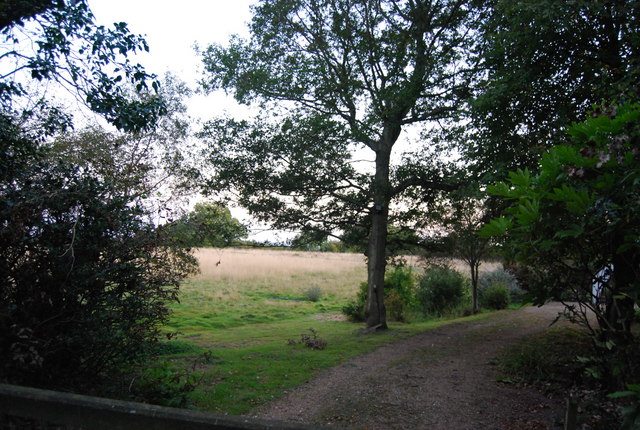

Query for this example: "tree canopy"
[167,202,248,248]
[465,0,640,180]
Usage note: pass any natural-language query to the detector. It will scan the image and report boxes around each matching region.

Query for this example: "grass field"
[161,248,501,414]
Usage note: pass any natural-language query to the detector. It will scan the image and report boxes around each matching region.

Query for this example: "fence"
[0,383,331,430]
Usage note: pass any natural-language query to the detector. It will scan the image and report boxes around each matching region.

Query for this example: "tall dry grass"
[187,248,367,300]
[194,248,366,281]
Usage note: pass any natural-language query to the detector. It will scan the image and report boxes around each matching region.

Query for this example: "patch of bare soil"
[251,303,571,429]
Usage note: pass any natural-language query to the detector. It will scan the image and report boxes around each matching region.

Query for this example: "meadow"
[161,248,501,414]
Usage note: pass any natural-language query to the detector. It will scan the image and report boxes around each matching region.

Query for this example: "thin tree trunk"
[471,261,479,314]
[606,249,636,342]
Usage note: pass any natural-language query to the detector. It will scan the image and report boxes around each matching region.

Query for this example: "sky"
[89,0,257,119]
[89,0,295,242]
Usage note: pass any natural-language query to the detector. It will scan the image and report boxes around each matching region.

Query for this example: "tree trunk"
[606,249,637,343]
[470,260,480,314]
[365,143,392,329]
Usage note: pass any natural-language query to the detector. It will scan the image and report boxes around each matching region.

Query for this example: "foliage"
[383,265,416,322]
[129,360,202,407]
[303,286,323,303]
[417,265,467,316]
[0,2,197,392]
[341,284,367,322]
[342,266,415,322]
[479,284,510,310]
[199,0,486,328]
[481,102,640,388]
[478,268,524,304]
[290,230,361,253]
[0,155,197,389]
[465,0,640,180]
[166,202,248,248]
[609,384,640,430]
[49,74,199,206]
[426,187,494,313]
[1,0,165,133]
[500,327,594,386]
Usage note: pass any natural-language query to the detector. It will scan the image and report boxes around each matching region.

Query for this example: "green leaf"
[514,199,539,224]
[554,224,584,239]
[508,168,532,188]
[478,217,512,238]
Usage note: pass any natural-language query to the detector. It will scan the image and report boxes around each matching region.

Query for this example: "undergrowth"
[500,326,640,429]
[500,327,594,386]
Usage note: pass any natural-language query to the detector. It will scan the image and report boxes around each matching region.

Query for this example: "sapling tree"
[199,0,486,328]
[438,190,491,313]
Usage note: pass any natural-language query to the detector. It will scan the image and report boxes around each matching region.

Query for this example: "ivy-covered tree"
[199,0,486,328]
[481,103,640,387]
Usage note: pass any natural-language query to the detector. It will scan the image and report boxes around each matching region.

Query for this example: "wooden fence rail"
[0,383,332,430]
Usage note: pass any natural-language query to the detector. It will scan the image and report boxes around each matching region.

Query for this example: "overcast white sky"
[90,0,255,82]
[89,0,258,120]
[88,1,298,242]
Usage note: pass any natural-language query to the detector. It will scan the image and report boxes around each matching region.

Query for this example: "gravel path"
[251,304,571,429]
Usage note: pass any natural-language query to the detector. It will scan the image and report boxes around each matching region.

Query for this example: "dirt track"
[251,304,571,429]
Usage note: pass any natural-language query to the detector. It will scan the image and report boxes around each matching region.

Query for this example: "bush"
[341,282,368,322]
[341,266,416,322]
[0,160,198,390]
[129,361,201,407]
[480,284,511,310]
[479,268,524,303]
[417,265,467,316]
[303,286,323,302]
[383,266,416,321]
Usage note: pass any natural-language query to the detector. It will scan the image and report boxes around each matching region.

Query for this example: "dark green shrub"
[130,361,200,407]
[342,282,368,322]
[417,265,467,316]
[383,266,416,321]
[480,284,511,310]
[479,268,524,303]
[0,160,198,390]
[341,266,416,322]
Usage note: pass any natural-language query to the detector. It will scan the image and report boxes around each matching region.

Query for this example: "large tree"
[465,0,640,180]
[199,0,485,328]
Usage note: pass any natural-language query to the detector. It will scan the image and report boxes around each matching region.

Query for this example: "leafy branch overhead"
[1,0,165,132]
